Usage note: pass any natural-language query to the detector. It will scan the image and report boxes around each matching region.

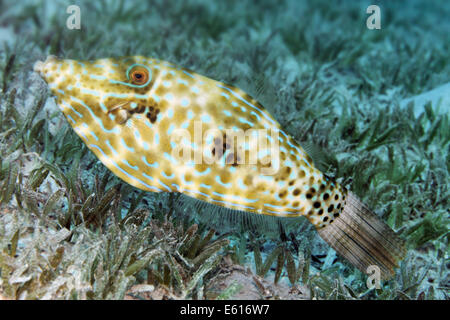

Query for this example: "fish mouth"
[33,55,59,78]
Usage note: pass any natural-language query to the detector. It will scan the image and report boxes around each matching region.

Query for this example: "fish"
[34,55,406,280]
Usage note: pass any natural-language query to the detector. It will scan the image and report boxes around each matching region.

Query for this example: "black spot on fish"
[146,107,160,123]
[299,170,305,178]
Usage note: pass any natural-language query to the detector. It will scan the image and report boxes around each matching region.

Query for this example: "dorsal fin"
[300,140,334,173]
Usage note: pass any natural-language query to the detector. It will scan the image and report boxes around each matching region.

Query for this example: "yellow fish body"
[34,55,406,279]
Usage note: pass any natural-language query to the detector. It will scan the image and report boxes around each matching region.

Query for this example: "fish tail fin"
[317,191,407,280]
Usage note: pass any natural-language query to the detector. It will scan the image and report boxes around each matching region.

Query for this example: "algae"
[0,0,448,300]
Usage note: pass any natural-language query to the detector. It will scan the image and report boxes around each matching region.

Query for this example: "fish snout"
[33,55,59,77]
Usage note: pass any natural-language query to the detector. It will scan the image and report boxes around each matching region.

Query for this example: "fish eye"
[129,66,149,85]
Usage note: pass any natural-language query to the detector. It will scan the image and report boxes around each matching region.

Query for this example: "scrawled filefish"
[34,55,406,279]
